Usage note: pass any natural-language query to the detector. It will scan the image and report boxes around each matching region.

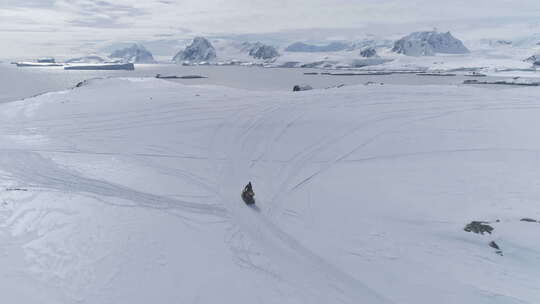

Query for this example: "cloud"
[0,0,56,8]
[2,0,540,58]
[58,0,148,28]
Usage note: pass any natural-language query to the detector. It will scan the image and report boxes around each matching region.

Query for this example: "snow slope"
[0,78,539,303]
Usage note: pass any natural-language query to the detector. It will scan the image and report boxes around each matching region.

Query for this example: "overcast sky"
[2,0,540,58]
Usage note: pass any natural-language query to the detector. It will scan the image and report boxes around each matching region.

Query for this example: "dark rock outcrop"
[360,47,377,58]
[464,221,494,234]
[489,241,503,256]
[293,84,313,92]
[524,54,540,66]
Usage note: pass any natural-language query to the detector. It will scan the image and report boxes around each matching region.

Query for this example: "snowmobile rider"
[241,182,255,205]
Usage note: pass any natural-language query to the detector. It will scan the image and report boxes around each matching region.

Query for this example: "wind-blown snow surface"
[0,78,539,304]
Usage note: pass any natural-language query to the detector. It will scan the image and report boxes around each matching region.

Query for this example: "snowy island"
[392,30,470,56]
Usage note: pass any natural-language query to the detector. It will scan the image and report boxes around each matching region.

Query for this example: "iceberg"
[15,61,63,67]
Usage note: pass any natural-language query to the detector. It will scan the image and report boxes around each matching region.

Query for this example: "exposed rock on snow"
[464,221,494,235]
[520,218,538,223]
[292,84,313,91]
[172,37,217,63]
[110,44,156,63]
[489,241,503,256]
[489,241,501,250]
[359,47,377,58]
[242,42,280,60]
[392,31,469,56]
[285,41,350,52]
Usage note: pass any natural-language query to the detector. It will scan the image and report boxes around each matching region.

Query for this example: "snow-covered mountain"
[172,37,217,63]
[242,42,280,60]
[392,31,469,56]
[110,44,156,64]
[96,32,540,71]
[285,41,350,52]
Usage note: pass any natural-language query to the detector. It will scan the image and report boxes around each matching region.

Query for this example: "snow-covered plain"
[0,78,539,303]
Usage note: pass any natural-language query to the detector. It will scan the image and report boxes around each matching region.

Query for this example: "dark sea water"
[0,63,514,103]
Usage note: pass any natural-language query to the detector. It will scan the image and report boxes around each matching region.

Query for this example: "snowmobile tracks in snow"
[0,150,227,218]
[211,99,394,304]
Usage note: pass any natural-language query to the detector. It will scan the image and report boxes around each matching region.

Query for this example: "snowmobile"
[241,182,255,205]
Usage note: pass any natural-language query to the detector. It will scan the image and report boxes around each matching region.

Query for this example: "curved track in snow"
[211,97,397,303]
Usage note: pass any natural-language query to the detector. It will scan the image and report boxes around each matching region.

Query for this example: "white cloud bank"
[1,0,540,58]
